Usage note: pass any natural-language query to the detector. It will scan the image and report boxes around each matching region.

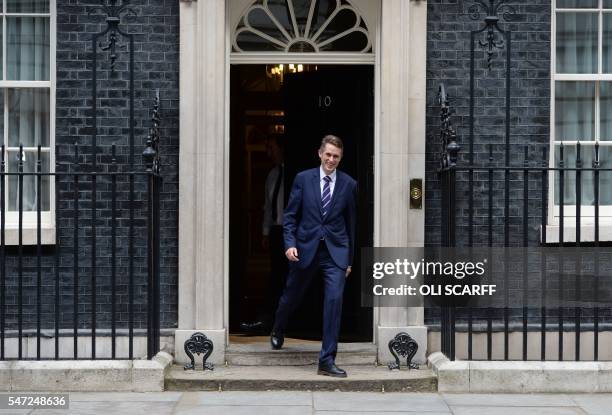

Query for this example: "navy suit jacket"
[283,167,357,270]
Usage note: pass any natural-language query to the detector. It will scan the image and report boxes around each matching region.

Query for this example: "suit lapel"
[311,169,322,217]
[327,171,344,220]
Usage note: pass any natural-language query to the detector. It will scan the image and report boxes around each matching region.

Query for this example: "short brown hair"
[319,134,343,151]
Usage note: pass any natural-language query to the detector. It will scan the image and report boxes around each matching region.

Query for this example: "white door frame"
[224,0,381,346]
[176,0,428,366]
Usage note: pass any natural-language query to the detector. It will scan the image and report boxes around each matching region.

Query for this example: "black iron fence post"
[144,92,162,360]
[0,146,4,361]
[438,84,460,360]
[594,141,600,361]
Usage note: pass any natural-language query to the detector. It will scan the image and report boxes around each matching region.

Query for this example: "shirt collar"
[319,166,336,182]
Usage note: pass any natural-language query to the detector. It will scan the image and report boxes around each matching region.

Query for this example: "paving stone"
[313,392,449,412]
[315,412,451,415]
[8,391,612,414]
[442,393,576,407]
[568,394,612,415]
[450,407,583,415]
[173,405,311,415]
[176,391,311,406]
[30,401,176,415]
[69,392,182,402]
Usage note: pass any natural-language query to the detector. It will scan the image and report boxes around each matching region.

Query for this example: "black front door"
[282,66,374,341]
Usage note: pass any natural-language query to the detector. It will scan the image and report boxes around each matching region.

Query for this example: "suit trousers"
[273,241,346,366]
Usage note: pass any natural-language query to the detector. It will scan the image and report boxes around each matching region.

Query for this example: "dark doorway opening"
[229,64,374,343]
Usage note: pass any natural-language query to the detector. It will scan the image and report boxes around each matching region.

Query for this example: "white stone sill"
[428,351,612,393]
[540,224,612,244]
[3,226,55,245]
[0,351,173,392]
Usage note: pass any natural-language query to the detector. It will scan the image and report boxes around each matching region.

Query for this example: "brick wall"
[425,0,551,247]
[2,0,179,333]
[424,1,552,324]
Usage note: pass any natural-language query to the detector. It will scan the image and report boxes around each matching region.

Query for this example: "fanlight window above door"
[233,0,372,53]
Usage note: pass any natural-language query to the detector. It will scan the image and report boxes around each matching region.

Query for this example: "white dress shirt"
[319,166,337,198]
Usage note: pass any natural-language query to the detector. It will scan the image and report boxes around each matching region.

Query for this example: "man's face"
[318,143,342,175]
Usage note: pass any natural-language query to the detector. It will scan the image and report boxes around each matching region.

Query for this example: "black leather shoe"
[317,363,347,378]
[270,331,284,350]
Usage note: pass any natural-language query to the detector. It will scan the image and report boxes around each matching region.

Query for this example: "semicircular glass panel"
[233,0,372,53]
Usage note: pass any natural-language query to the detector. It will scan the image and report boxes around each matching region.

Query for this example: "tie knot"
[323,176,332,183]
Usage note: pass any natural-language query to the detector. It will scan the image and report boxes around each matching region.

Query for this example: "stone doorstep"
[0,352,173,392]
[225,341,377,366]
[428,351,612,393]
[165,364,437,392]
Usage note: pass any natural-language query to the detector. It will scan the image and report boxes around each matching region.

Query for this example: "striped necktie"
[321,175,332,217]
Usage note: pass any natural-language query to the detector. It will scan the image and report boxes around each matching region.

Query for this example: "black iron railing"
[435,1,612,362]
[438,83,612,362]
[0,94,162,361]
[0,0,163,362]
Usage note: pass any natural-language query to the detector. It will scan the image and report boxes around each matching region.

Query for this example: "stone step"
[165,364,437,392]
[225,340,377,366]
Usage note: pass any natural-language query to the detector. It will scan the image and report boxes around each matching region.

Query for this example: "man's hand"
[285,247,299,262]
[345,266,352,278]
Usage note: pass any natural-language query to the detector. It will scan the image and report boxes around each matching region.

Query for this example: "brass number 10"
[318,95,332,108]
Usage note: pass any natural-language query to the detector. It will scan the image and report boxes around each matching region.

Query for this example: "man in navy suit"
[270,135,357,378]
